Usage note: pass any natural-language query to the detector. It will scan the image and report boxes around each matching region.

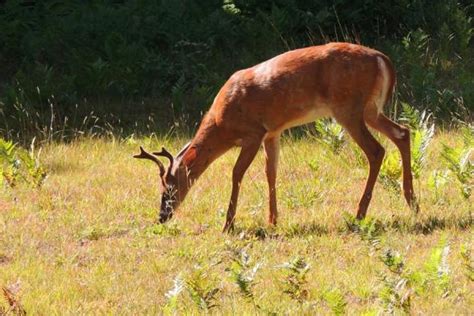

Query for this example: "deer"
[134,42,419,233]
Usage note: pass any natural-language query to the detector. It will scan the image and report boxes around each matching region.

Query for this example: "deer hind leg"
[336,113,385,219]
[263,135,280,225]
[223,136,263,233]
[366,113,419,212]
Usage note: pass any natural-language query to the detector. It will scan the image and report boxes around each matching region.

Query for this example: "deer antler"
[133,146,166,176]
[153,147,174,170]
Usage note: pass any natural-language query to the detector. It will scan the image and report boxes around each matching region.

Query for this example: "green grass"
[0,130,472,314]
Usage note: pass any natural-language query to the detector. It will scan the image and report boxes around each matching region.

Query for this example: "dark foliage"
[0,0,472,141]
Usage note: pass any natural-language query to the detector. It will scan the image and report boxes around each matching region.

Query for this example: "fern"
[164,275,185,313]
[409,237,451,297]
[314,119,346,154]
[411,122,435,179]
[163,267,220,312]
[346,213,414,314]
[229,257,260,300]
[379,151,402,193]
[459,244,474,282]
[399,102,431,130]
[377,248,413,315]
[425,239,451,295]
[227,248,263,312]
[21,138,47,187]
[0,138,47,188]
[399,103,435,179]
[441,144,473,199]
[278,257,310,303]
[427,169,449,203]
[381,249,405,274]
[343,213,383,247]
[0,138,19,187]
[460,123,473,147]
[378,274,412,315]
[322,289,347,316]
[185,267,220,311]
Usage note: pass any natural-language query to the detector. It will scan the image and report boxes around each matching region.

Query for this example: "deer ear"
[182,146,197,166]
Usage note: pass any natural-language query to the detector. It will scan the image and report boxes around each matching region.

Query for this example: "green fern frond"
[164,275,185,312]
[314,119,346,154]
[278,257,310,303]
[323,289,347,316]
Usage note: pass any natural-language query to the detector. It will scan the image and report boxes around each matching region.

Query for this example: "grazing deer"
[135,42,418,232]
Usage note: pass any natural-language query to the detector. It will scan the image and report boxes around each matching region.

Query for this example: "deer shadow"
[228,222,330,240]
[229,212,471,239]
[382,213,472,235]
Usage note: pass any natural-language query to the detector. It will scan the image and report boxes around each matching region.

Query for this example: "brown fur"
[136,42,418,231]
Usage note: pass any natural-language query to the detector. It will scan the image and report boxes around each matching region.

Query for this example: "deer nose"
[159,211,172,223]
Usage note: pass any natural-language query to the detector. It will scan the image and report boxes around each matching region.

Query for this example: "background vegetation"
[0,0,473,142]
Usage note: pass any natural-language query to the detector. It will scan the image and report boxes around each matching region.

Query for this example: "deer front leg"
[263,135,280,225]
[223,138,263,233]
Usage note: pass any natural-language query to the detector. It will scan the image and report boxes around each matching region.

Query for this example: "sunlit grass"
[0,130,472,314]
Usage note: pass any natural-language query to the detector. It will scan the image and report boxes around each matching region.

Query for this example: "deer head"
[134,143,191,223]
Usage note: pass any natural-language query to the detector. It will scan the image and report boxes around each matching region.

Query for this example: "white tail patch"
[375,56,390,113]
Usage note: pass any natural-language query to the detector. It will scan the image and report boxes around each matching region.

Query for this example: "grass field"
[0,128,472,314]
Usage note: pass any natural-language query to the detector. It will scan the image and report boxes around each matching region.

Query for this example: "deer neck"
[177,112,233,193]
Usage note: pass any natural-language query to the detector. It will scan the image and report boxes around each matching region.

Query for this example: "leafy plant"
[322,289,347,316]
[411,124,435,180]
[145,223,181,237]
[379,150,402,193]
[0,138,47,188]
[399,102,435,179]
[343,213,383,247]
[377,248,413,314]
[228,249,262,307]
[379,103,435,194]
[185,266,220,311]
[163,266,221,312]
[346,215,413,314]
[409,237,451,297]
[164,275,185,313]
[459,244,474,282]
[460,123,474,148]
[378,272,412,314]
[0,138,18,187]
[427,169,449,203]
[381,249,405,275]
[277,257,310,303]
[399,102,431,131]
[314,119,346,154]
[441,144,473,199]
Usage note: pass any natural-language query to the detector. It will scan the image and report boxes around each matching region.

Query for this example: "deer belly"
[264,106,331,137]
